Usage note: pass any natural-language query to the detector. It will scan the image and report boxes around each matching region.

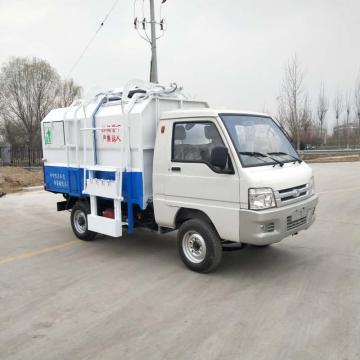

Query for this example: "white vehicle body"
[41,81,318,272]
[153,108,317,245]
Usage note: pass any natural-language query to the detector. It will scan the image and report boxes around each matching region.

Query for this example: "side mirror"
[210,146,228,170]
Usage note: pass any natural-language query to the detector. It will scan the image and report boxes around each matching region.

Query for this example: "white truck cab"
[152,108,317,270]
[41,82,318,272]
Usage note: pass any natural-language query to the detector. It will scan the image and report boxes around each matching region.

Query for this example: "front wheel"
[70,201,97,241]
[177,219,223,273]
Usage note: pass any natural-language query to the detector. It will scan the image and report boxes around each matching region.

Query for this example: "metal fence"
[0,145,42,167]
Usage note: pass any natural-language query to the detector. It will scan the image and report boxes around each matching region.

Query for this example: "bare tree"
[277,55,307,149]
[300,95,314,142]
[333,92,343,147]
[355,75,360,144]
[317,83,328,145]
[57,78,82,108]
[275,96,288,129]
[0,57,59,148]
[345,92,352,148]
[0,57,82,151]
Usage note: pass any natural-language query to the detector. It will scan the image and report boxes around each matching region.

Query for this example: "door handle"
[171,166,181,172]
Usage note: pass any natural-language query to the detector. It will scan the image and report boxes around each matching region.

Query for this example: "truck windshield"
[220,114,300,167]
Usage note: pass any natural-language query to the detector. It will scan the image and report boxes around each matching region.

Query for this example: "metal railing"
[0,145,42,167]
[299,149,360,156]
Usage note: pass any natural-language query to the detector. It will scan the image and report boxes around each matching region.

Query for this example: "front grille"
[275,184,310,207]
[278,184,307,194]
[287,216,307,231]
[265,222,275,232]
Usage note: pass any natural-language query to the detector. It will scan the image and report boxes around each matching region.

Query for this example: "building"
[333,122,360,147]
[300,125,326,146]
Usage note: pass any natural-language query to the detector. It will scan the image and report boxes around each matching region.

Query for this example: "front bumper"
[239,194,318,245]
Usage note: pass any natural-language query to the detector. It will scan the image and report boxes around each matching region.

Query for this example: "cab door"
[163,118,240,242]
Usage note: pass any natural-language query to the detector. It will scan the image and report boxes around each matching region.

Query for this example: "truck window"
[172,122,225,163]
[220,114,299,167]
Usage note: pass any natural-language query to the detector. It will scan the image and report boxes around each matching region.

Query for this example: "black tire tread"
[70,201,97,241]
[177,218,222,273]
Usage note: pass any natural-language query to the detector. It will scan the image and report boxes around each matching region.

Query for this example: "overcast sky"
[0,0,359,128]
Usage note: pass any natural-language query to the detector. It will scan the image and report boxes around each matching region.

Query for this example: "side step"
[83,166,124,238]
[87,214,125,237]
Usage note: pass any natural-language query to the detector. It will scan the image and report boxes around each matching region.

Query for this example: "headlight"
[248,188,276,210]
[309,176,315,195]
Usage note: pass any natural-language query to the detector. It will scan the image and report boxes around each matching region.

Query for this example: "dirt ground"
[304,154,360,163]
[0,167,43,194]
[301,151,360,163]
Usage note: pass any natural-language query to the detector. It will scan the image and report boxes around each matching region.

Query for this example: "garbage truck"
[41,80,318,272]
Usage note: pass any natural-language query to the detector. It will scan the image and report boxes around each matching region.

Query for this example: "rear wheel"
[177,219,222,273]
[70,201,97,241]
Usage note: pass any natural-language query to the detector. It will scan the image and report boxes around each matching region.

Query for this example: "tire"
[177,219,223,273]
[251,244,271,248]
[70,201,97,241]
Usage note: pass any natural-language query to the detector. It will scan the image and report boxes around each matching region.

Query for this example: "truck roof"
[160,108,269,120]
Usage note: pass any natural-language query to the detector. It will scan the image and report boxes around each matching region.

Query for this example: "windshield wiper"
[239,152,284,167]
[267,152,302,164]
[238,152,269,164]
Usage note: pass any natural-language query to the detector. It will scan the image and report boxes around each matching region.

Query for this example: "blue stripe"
[43,165,144,209]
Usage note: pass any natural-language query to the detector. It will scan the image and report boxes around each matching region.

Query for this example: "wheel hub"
[74,210,87,234]
[183,231,206,263]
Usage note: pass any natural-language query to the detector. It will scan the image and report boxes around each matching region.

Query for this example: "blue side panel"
[69,168,84,196]
[43,165,144,208]
[123,172,143,209]
[44,166,83,197]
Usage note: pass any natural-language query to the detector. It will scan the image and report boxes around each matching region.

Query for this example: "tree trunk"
[28,146,31,167]
[296,131,300,150]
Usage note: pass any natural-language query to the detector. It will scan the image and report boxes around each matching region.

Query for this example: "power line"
[67,0,120,77]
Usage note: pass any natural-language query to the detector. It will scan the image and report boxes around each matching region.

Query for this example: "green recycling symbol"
[45,127,52,145]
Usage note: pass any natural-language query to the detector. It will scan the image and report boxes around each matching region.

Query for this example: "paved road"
[0,162,359,360]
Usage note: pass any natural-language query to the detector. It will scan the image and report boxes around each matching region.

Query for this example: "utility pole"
[346,106,350,149]
[358,111,360,146]
[149,0,158,83]
[134,0,166,84]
